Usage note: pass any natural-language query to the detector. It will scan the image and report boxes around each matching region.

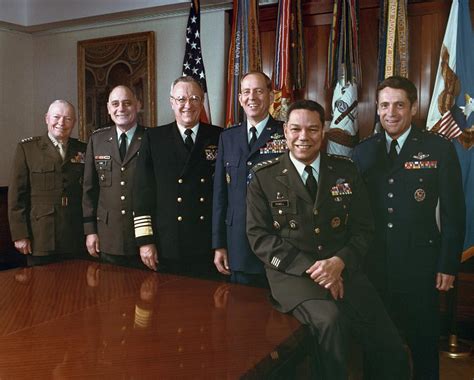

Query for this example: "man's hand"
[214,248,231,275]
[306,256,345,288]
[14,238,32,255]
[86,234,100,257]
[140,244,159,271]
[436,272,455,292]
[329,278,344,300]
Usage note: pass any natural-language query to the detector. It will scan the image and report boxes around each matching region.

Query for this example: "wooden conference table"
[0,260,310,378]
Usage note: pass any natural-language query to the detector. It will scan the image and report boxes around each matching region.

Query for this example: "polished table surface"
[0,260,307,378]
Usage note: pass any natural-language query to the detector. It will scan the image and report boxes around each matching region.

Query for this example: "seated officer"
[246,99,409,380]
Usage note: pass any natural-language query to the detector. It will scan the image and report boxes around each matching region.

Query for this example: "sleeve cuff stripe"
[135,226,154,238]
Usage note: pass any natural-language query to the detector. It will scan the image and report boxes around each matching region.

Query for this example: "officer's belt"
[30,194,78,206]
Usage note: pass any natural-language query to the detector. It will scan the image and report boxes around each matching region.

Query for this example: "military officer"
[212,71,286,286]
[8,100,87,266]
[247,100,409,380]
[352,76,466,379]
[133,76,221,276]
[82,85,146,268]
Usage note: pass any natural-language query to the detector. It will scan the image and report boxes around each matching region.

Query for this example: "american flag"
[182,0,211,123]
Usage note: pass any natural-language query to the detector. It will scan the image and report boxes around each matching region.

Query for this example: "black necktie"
[119,133,127,161]
[388,139,398,165]
[305,165,318,202]
[184,129,194,151]
[249,127,257,150]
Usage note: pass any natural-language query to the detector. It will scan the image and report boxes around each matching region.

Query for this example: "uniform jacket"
[212,116,285,273]
[246,152,374,312]
[82,125,145,256]
[8,134,87,255]
[133,122,222,261]
[352,127,466,293]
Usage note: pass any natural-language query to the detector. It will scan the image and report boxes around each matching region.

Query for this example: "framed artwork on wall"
[77,31,156,141]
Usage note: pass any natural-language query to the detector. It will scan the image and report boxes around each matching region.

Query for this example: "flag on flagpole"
[225,0,262,127]
[326,0,361,157]
[377,0,409,81]
[428,0,474,251]
[182,0,211,124]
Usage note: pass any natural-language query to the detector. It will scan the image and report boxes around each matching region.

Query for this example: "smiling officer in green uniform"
[8,100,87,266]
[247,99,409,380]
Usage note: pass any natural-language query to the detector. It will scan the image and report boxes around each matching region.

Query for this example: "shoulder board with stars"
[20,136,40,144]
[423,129,451,141]
[252,157,280,172]
[92,126,112,134]
[327,153,353,162]
[357,133,381,144]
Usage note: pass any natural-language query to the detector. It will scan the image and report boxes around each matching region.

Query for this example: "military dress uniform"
[82,125,146,262]
[8,134,87,263]
[212,116,285,284]
[133,122,221,276]
[246,152,409,380]
[352,127,465,379]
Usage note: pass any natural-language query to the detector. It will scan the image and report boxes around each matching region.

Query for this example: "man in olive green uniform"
[82,85,145,268]
[8,100,87,266]
[246,100,409,380]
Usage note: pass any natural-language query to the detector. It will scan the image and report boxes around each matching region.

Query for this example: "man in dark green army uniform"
[8,100,87,266]
[246,100,410,380]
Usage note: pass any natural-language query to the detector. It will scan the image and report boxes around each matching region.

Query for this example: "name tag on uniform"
[271,200,289,207]
[95,155,111,160]
[404,160,437,169]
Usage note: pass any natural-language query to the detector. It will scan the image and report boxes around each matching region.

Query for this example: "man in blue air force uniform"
[212,71,286,286]
[352,76,466,380]
[247,100,409,380]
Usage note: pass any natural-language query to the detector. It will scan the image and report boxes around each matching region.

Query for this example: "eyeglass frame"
[170,95,203,105]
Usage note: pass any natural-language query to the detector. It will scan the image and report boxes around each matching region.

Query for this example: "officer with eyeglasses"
[133,76,222,277]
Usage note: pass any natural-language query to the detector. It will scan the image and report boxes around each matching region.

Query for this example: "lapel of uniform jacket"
[181,123,210,177]
[40,133,62,164]
[122,125,144,166]
[388,126,422,175]
[276,152,314,205]
[62,138,76,167]
[315,153,335,209]
[104,127,122,165]
[248,116,277,157]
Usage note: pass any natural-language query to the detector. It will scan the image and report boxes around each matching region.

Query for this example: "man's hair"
[108,85,138,101]
[240,71,273,91]
[47,100,76,117]
[376,76,417,105]
[170,76,204,95]
[287,99,325,123]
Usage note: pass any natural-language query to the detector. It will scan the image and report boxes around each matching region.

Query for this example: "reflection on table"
[0,260,308,379]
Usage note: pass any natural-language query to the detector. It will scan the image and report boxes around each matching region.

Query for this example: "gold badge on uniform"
[414,188,426,202]
[273,221,281,230]
[71,151,85,164]
[331,217,341,228]
[226,173,231,184]
[204,145,218,161]
[289,220,298,229]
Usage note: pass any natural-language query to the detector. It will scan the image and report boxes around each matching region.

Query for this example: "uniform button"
[313,209,319,216]
[388,178,394,184]
[314,228,320,234]
[177,197,183,203]
[178,178,183,184]
[121,167,125,172]
[177,216,183,221]
[429,239,433,244]
[200,216,205,220]
[120,181,125,186]
[387,222,393,228]
[387,207,394,213]
[200,178,205,183]
[121,195,125,201]
[121,210,126,215]
[419,178,424,183]
[199,197,205,202]
[317,245,323,251]
[247,161,252,166]
[387,192,394,198]
[278,210,283,215]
